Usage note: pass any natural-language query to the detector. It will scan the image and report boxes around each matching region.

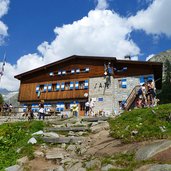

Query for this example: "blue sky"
[0,0,171,90]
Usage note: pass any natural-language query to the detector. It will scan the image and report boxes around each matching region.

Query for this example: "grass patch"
[109,103,171,143]
[0,120,45,170]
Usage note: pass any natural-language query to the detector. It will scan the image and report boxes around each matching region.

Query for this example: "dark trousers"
[39,112,45,120]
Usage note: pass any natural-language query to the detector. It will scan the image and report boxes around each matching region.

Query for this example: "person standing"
[85,101,90,116]
[39,100,45,120]
[89,98,95,116]
[72,101,79,117]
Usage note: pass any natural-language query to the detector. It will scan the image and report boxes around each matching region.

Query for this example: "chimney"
[124,55,131,60]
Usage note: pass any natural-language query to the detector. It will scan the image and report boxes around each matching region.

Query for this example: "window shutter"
[56,102,64,111]
[49,72,54,76]
[139,76,145,85]
[75,81,79,89]
[62,70,66,75]
[36,85,40,93]
[70,82,74,90]
[48,84,52,92]
[148,75,153,81]
[76,69,80,73]
[85,68,90,72]
[60,103,64,111]
[84,80,89,89]
[56,103,61,111]
[43,84,47,92]
[56,83,60,91]
[71,69,75,74]
[61,82,65,91]
[122,79,127,88]
[58,71,61,75]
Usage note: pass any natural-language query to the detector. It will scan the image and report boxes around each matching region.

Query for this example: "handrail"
[125,85,141,111]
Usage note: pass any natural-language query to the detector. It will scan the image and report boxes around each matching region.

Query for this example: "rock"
[78,168,86,171]
[91,121,109,133]
[61,143,66,149]
[67,162,82,171]
[77,131,85,136]
[16,148,22,153]
[45,148,67,160]
[61,157,72,164]
[85,159,101,169]
[43,132,59,138]
[68,131,75,136]
[136,140,171,161]
[42,136,84,144]
[159,126,166,132]
[80,147,87,155]
[66,144,76,151]
[27,137,37,144]
[101,164,114,171]
[135,164,171,171]
[131,130,138,136]
[33,150,44,157]
[46,152,64,160]
[16,156,28,166]
[5,165,23,171]
[55,166,65,171]
[32,130,44,135]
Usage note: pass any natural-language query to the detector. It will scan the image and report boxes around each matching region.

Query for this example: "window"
[52,83,56,91]
[118,79,127,88]
[118,80,122,88]
[39,85,45,92]
[71,69,75,74]
[139,75,153,85]
[76,69,80,73]
[65,82,70,90]
[49,72,54,76]
[80,102,85,111]
[79,81,85,89]
[65,102,70,110]
[62,70,66,75]
[48,84,52,92]
[36,85,40,93]
[56,83,60,91]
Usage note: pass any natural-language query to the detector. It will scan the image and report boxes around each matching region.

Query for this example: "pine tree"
[158,59,171,103]
[0,93,4,105]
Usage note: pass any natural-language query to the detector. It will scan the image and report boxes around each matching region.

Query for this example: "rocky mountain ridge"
[148,49,171,63]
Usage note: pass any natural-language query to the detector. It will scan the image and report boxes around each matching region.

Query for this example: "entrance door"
[79,102,86,116]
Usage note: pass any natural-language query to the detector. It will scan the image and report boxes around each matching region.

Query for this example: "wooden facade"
[15,55,162,115]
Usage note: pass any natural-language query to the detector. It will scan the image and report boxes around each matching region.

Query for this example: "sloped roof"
[14,54,162,80]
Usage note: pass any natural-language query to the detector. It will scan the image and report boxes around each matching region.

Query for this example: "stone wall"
[89,74,154,115]
[89,76,114,115]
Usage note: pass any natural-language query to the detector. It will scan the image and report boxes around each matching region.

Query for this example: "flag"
[0,53,6,77]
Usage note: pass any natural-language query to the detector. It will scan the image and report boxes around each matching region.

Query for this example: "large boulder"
[135,164,171,171]
[135,140,171,161]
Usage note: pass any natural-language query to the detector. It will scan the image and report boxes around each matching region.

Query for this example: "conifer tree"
[158,59,171,103]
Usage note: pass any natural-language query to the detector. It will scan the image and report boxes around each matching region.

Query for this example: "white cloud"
[39,10,140,63]
[0,0,9,18]
[2,0,171,91]
[128,0,171,36]
[1,8,142,91]
[0,54,45,91]
[95,0,109,10]
[0,0,9,44]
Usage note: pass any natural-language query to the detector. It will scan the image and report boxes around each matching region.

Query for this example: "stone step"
[82,117,108,122]
[42,136,84,144]
[46,127,90,132]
